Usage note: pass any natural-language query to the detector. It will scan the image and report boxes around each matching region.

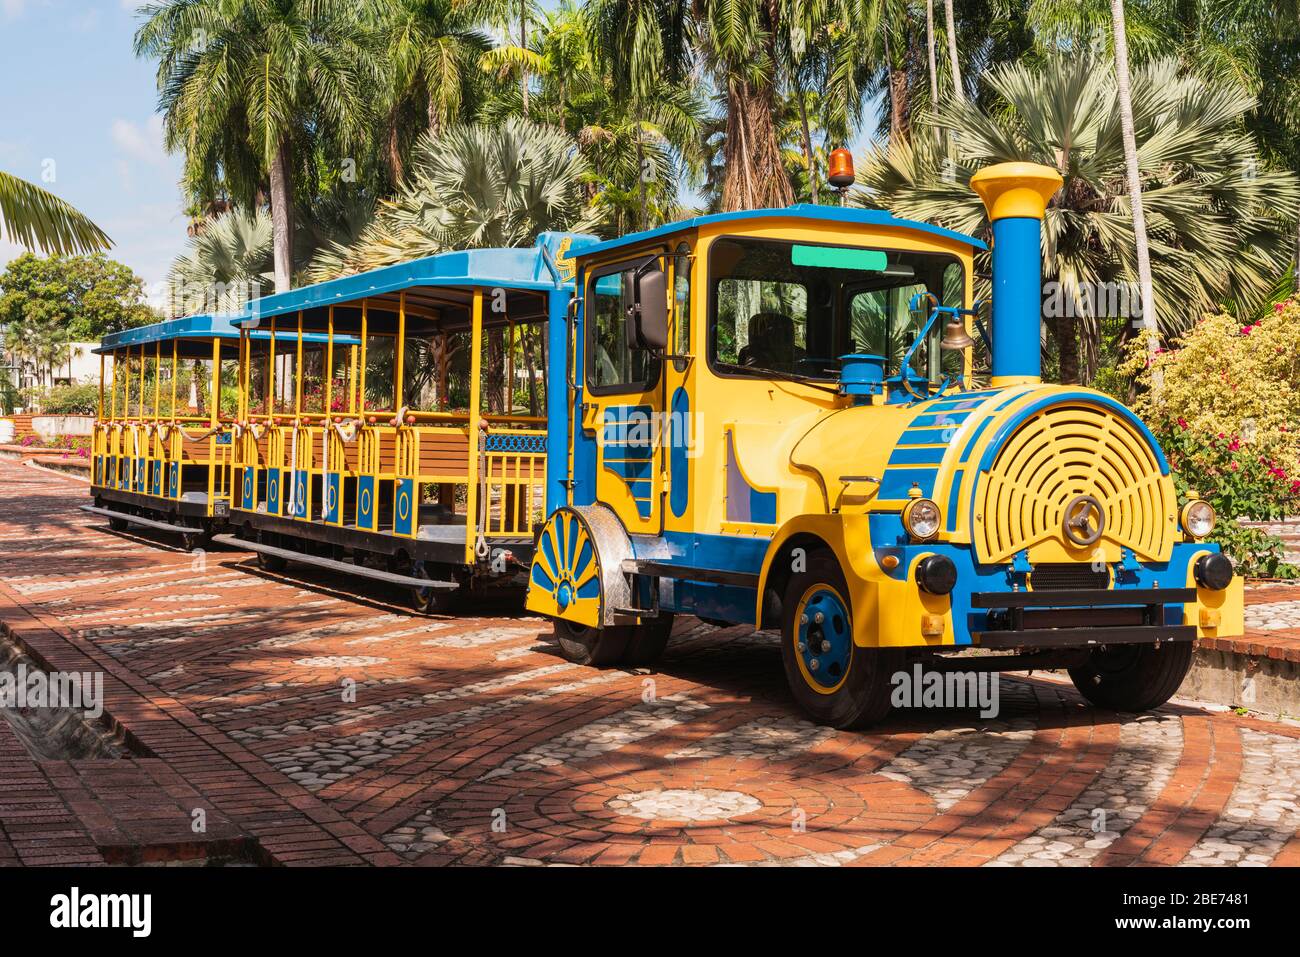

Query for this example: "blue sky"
[1,0,187,300]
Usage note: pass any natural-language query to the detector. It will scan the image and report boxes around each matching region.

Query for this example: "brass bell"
[940,318,976,351]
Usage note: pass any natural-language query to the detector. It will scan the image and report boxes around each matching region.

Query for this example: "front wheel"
[780,554,902,729]
[554,618,628,666]
[406,560,459,614]
[1067,641,1194,712]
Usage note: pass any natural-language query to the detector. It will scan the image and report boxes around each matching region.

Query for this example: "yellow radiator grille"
[973,403,1175,564]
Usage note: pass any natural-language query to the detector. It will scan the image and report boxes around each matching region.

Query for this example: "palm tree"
[363,0,500,185]
[1109,0,1158,372]
[860,54,1300,385]
[925,0,940,110]
[168,209,273,317]
[135,0,377,294]
[0,171,111,255]
[943,0,964,99]
[308,120,604,280]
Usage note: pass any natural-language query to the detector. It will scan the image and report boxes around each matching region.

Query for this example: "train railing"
[229,411,546,565]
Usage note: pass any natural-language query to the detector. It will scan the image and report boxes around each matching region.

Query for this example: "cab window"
[708,236,965,384]
[586,258,660,393]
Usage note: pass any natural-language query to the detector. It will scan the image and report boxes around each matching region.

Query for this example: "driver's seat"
[739,311,800,370]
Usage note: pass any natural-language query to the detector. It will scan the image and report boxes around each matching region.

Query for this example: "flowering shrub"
[1124,299,1300,576]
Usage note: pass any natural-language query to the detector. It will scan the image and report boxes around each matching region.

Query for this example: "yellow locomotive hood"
[791,384,1178,565]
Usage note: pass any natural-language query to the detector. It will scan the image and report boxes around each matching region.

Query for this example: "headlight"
[903,497,941,541]
[1181,500,1216,539]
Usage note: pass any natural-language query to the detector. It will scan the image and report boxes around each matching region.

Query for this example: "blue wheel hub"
[798,589,852,689]
[557,581,573,609]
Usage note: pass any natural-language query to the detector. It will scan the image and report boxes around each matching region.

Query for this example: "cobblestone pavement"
[1,458,1299,867]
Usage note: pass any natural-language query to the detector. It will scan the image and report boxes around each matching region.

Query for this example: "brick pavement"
[1,456,1298,867]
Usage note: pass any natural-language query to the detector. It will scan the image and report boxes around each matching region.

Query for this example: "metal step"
[80,504,200,537]
[209,533,457,590]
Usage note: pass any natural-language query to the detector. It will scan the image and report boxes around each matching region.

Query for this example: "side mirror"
[624,266,669,352]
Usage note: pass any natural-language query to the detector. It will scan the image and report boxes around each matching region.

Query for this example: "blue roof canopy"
[571,205,987,260]
[95,314,241,353]
[240,231,599,328]
[96,314,353,354]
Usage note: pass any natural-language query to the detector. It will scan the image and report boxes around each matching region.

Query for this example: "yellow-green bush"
[1124,301,1300,482]
[1123,299,1300,576]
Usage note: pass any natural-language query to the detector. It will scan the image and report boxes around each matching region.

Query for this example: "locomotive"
[525,161,1242,727]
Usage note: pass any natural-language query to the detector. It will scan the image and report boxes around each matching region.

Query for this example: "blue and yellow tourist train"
[88,160,1244,726]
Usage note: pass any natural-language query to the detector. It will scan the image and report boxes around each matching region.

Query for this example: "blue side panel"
[135,458,146,491]
[602,404,654,519]
[291,470,309,519]
[267,468,282,515]
[394,478,416,536]
[669,387,689,518]
[241,468,257,511]
[724,430,776,524]
[959,415,994,462]
[545,289,570,515]
[93,457,103,486]
[946,469,964,532]
[150,461,163,496]
[356,475,377,531]
[323,472,342,523]
[168,461,180,498]
[887,445,948,466]
[878,467,938,500]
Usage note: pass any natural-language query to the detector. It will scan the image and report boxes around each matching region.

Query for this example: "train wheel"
[407,560,458,615]
[554,619,629,666]
[254,532,288,572]
[780,554,901,729]
[108,515,129,532]
[1067,641,1194,712]
[621,614,674,667]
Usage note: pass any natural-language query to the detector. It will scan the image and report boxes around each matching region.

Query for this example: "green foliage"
[0,170,111,257]
[25,382,100,416]
[309,120,603,279]
[1206,522,1299,580]
[0,252,155,341]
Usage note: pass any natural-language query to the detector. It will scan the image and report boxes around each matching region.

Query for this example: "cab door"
[576,254,666,535]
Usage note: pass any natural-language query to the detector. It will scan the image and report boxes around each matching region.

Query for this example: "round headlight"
[1194,552,1234,591]
[903,498,941,541]
[1181,500,1216,539]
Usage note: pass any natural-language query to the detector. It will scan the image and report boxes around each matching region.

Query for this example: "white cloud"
[110,115,167,166]
[1,0,27,21]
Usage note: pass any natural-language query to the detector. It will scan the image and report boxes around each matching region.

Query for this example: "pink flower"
[1177,417,1189,429]
[1228,439,1240,451]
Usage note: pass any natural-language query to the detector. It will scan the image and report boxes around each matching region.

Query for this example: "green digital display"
[790,244,889,271]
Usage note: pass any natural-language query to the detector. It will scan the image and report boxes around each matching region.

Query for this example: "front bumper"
[971,586,1197,648]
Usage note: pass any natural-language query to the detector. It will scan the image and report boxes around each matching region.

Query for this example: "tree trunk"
[796,86,819,204]
[637,133,649,229]
[944,0,964,100]
[519,3,529,117]
[883,24,910,142]
[721,77,794,211]
[386,112,404,187]
[427,93,441,139]
[268,138,294,294]
[925,0,940,107]
[1052,317,1080,385]
[1110,0,1159,393]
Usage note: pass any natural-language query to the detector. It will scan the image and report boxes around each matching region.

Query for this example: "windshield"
[708,236,965,383]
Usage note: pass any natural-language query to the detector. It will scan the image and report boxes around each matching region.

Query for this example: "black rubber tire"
[621,614,675,667]
[254,532,288,572]
[1067,641,1194,712]
[554,618,629,667]
[780,553,902,729]
[107,516,129,532]
[407,561,460,614]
